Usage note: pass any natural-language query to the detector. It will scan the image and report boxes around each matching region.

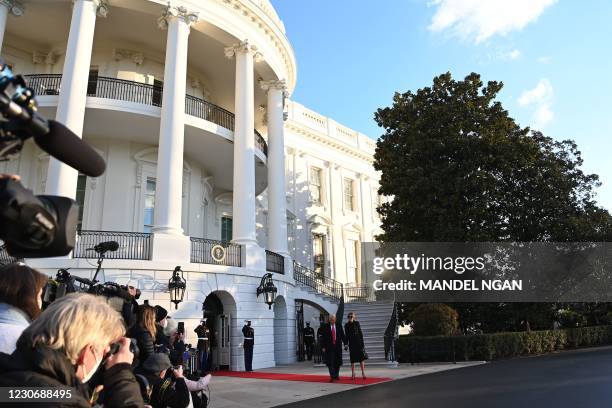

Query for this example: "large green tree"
[374,72,612,243]
[374,72,612,332]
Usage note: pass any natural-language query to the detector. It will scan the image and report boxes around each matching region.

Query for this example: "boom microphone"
[88,240,119,253]
[33,120,106,177]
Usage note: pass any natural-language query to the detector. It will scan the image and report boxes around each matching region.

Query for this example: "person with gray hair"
[0,293,144,407]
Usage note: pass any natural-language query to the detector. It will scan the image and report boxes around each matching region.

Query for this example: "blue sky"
[271,0,612,210]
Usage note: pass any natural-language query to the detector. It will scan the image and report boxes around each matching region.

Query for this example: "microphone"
[0,67,106,177]
[87,240,119,253]
[33,120,106,177]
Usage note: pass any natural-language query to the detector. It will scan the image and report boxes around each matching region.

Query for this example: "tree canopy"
[374,72,612,243]
[374,72,612,333]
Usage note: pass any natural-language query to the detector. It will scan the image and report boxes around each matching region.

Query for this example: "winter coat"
[0,302,30,354]
[344,320,366,363]
[0,336,144,407]
[128,324,155,367]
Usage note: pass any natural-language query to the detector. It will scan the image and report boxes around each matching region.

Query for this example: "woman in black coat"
[128,305,157,367]
[344,312,367,380]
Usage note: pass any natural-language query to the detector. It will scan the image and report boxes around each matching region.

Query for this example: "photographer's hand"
[172,365,184,379]
[105,337,134,369]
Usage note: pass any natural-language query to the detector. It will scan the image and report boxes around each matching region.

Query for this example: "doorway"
[203,292,233,370]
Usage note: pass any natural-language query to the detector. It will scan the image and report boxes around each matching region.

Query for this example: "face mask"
[80,348,101,384]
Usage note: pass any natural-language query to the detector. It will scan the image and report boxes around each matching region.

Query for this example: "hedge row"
[398,325,612,363]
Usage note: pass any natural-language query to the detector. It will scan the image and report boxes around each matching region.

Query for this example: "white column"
[0,0,23,54]
[261,80,289,256]
[45,0,106,198]
[152,5,198,235]
[225,41,261,247]
[150,4,197,263]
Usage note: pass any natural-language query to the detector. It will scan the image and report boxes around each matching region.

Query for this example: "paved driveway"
[277,347,612,408]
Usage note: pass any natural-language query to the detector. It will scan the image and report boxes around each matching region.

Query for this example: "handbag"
[362,349,369,360]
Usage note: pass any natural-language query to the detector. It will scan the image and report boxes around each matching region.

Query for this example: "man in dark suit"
[320,314,346,381]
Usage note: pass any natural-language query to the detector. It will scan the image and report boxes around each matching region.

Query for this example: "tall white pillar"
[45,0,106,198]
[0,1,23,54]
[225,41,261,247]
[261,80,289,256]
[150,4,197,263]
[152,5,198,235]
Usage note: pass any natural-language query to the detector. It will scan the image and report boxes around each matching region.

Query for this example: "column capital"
[260,79,287,92]
[157,2,199,30]
[72,0,109,18]
[224,40,263,61]
[0,0,24,16]
[112,48,145,65]
[32,51,59,66]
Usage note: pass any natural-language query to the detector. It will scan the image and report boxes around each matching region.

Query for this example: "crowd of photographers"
[0,263,212,408]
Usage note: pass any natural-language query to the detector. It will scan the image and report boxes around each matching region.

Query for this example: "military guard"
[303,322,315,360]
[194,318,211,374]
[242,320,255,371]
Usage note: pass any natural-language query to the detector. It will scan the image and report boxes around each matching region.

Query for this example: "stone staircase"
[342,301,397,366]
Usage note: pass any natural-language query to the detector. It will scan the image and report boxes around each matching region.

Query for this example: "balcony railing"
[24,74,268,156]
[265,250,284,274]
[73,230,152,260]
[254,130,267,156]
[344,283,376,302]
[293,261,343,301]
[190,237,242,267]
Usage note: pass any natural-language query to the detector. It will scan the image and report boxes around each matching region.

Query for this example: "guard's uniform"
[194,323,210,373]
[303,325,315,360]
[242,324,255,371]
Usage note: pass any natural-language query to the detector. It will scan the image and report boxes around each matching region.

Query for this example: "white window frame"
[343,177,355,212]
[143,177,156,233]
[312,233,326,275]
[309,166,323,205]
[345,239,359,284]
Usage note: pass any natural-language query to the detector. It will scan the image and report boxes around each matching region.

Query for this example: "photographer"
[129,304,157,367]
[0,293,144,407]
[137,353,190,408]
[154,305,171,352]
[122,285,140,330]
[0,263,48,353]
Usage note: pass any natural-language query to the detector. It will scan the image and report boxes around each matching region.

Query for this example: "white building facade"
[0,0,384,370]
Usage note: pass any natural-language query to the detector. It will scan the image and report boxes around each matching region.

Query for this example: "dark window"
[152,79,163,107]
[75,174,87,230]
[87,68,99,96]
[221,217,233,242]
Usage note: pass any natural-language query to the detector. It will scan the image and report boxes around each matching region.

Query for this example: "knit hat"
[142,353,172,374]
[155,305,168,322]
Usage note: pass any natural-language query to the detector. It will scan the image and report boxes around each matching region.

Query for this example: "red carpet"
[214,370,391,385]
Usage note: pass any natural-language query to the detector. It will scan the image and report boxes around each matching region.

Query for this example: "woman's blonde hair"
[138,305,157,339]
[22,293,125,364]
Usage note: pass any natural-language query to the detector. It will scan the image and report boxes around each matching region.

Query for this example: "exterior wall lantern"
[256,273,277,310]
[168,266,186,309]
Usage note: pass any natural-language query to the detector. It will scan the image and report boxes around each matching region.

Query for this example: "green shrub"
[557,310,587,328]
[410,303,460,336]
[397,325,612,363]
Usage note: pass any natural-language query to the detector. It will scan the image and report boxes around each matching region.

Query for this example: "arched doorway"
[203,291,236,370]
[295,299,330,362]
[273,296,288,365]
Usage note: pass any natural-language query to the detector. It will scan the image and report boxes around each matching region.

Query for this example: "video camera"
[43,267,141,307]
[0,64,106,257]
